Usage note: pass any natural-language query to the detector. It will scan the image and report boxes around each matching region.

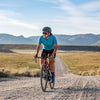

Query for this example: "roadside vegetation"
[60,52,100,76]
[0,53,40,77]
[0,49,100,77]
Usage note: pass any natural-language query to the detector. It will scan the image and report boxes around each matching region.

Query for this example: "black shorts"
[41,49,56,59]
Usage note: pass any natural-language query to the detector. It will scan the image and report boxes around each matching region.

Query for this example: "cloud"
[0,0,100,36]
[0,16,38,29]
[39,0,59,4]
[0,4,18,7]
[80,1,100,12]
[56,0,100,17]
[53,0,84,17]
[0,10,39,30]
[52,15,100,34]
[50,0,100,34]
[0,10,21,18]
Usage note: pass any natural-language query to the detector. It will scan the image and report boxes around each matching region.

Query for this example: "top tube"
[36,55,53,59]
[36,55,55,62]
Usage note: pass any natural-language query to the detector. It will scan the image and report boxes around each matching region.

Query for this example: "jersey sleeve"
[53,36,57,44]
[38,36,42,44]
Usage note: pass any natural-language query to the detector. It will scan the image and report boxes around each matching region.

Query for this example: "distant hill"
[0,33,100,45]
[28,36,40,44]
[55,34,100,45]
[0,34,33,44]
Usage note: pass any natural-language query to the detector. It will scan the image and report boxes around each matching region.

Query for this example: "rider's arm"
[53,44,57,56]
[52,35,57,56]
[35,36,42,57]
[36,44,41,56]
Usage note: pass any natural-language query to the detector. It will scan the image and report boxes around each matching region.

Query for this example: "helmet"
[42,26,52,33]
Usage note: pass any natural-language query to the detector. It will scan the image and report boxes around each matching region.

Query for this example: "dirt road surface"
[0,56,100,100]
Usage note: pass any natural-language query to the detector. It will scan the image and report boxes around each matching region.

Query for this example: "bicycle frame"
[34,55,55,91]
[43,57,52,75]
[44,58,49,67]
[35,55,54,75]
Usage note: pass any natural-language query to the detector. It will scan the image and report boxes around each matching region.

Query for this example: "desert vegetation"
[60,52,100,76]
[0,53,40,77]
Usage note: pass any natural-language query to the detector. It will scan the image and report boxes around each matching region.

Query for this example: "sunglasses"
[43,32,48,35]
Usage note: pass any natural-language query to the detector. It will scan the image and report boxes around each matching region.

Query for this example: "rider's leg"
[49,58,55,73]
[41,59,45,71]
[49,52,56,83]
[41,59,45,65]
[49,52,56,73]
[40,49,47,70]
[49,58,55,82]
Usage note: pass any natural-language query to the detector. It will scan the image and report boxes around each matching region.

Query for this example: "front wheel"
[40,63,48,92]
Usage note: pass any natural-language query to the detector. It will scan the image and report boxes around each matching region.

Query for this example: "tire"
[40,63,48,92]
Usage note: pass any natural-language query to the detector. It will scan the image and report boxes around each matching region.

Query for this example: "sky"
[0,0,100,37]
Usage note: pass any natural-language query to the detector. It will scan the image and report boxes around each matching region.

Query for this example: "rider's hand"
[52,54,54,58]
[52,53,56,58]
[34,54,38,63]
[34,54,38,58]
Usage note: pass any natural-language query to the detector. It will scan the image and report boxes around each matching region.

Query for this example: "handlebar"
[34,55,55,63]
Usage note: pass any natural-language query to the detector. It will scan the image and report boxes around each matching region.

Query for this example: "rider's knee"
[41,59,45,64]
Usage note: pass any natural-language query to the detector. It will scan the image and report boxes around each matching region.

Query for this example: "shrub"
[97,69,100,75]
[89,70,96,76]
[0,72,8,77]
[81,71,89,76]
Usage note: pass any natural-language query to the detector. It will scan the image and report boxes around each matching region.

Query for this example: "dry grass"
[1,49,100,77]
[97,68,100,75]
[60,52,100,76]
[0,53,40,77]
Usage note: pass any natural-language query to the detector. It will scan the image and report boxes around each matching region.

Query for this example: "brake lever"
[34,57,37,63]
[52,55,55,62]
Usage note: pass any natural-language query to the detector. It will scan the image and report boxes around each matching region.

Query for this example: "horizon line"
[0,32,100,37]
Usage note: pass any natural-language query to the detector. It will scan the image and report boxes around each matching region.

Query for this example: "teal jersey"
[38,35,57,50]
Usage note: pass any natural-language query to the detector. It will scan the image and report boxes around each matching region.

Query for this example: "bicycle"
[34,55,55,92]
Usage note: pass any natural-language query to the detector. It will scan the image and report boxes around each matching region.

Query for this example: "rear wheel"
[40,63,48,92]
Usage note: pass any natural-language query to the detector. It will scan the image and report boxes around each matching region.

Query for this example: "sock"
[51,72,54,77]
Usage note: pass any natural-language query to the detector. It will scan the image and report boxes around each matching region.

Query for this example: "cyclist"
[35,26,57,83]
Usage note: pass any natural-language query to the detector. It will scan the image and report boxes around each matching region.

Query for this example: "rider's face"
[43,32,50,38]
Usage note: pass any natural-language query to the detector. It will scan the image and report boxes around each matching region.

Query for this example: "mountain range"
[0,33,100,45]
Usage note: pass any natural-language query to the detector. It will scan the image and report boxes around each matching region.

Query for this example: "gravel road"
[0,56,100,100]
